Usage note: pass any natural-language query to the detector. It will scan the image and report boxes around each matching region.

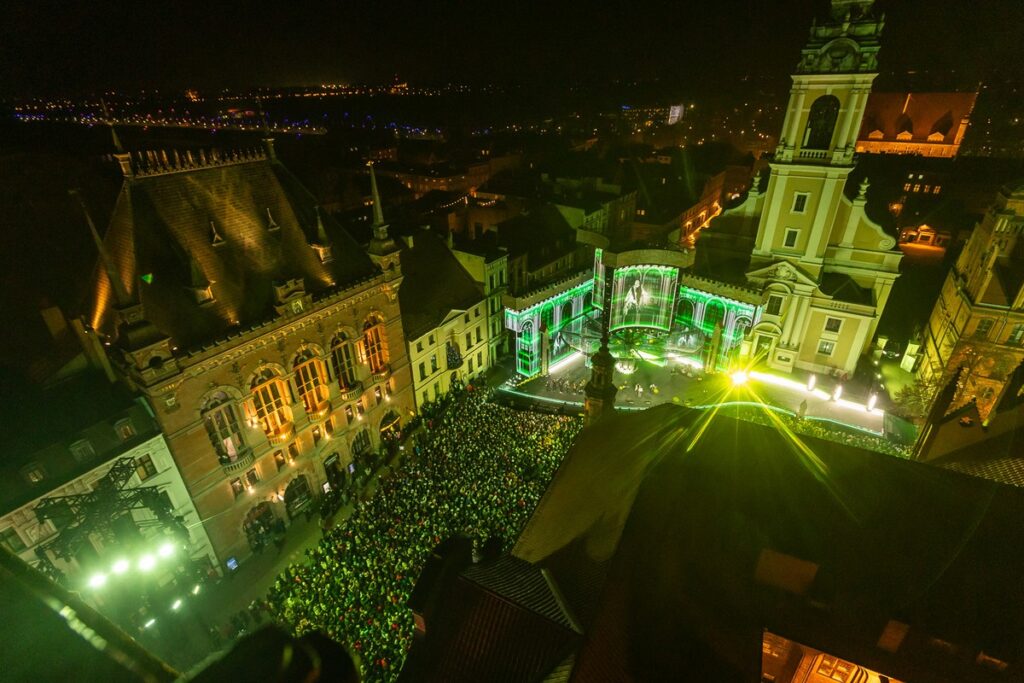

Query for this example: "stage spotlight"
[88,573,107,589]
[171,599,183,611]
[144,618,156,629]
[867,393,878,412]
[158,542,175,558]
[832,384,843,401]
[138,555,156,572]
[111,558,130,575]
[192,584,201,595]
[807,374,816,391]
[730,371,749,386]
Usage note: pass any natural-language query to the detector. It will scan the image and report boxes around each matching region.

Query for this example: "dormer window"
[69,439,95,462]
[193,284,215,305]
[22,463,46,484]
[868,129,884,140]
[311,243,334,264]
[115,418,136,441]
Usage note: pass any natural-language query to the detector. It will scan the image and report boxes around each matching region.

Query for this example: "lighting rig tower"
[33,457,186,576]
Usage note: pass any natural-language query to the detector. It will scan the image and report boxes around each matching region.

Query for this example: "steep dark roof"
[859,92,978,144]
[509,405,1024,682]
[93,155,378,349]
[496,207,575,265]
[401,554,580,683]
[397,230,483,340]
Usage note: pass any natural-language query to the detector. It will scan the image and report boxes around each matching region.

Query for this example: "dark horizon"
[3,0,1022,97]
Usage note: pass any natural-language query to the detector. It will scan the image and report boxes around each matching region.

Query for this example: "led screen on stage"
[609,265,678,332]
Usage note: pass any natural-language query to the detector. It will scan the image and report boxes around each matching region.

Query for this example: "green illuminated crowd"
[264,386,582,682]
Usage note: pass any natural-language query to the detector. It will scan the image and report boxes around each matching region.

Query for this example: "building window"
[293,349,328,414]
[430,354,439,374]
[791,193,809,214]
[135,454,157,481]
[824,317,842,333]
[766,295,783,316]
[374,386,383,405]
[975,318,994,339]
[816,655,854,682]
[361,315,389,374]
[783,228,799,249]
[313,425,322,444]
[231,477,244,498]
[422,390,429,405]
[69,439,95,462]
[903,183,912,191]
[464,313,470,324]
[356,400,365,417]
[274,450,287,471]
[331,333,358,390]
[325,417,335,436]
[419,362,427,381]
[246,468,259,488]
[817,340,836,356]
[288,442,300,461]
[465,332,472,349]
[1008,323,1024,346]
[468,358,474,374]
[353,429,371,455]
[345,405,354,424]
[475,307,481,318]
[933,185,941,194]
[22,463,46,485]
[477,351,483,368]
[428,334,435,345]
[249,368,292,438]
[416,341,423,353]
[202,391,244,462]
[114,418,136,441]
[1,527,26,553]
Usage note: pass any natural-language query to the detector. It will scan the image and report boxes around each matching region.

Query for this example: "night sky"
[2,0,1021,96]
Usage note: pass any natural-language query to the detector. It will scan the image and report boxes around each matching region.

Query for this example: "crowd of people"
[264,385,582,682]
[726,404,912,458]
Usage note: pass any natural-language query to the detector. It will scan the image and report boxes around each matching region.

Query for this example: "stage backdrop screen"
[609,265,678,332]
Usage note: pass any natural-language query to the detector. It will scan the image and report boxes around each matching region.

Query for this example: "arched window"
[803,95,840,150]
[293,349,328,414]
[202,391,244,462]
[249,368,292,437]
[330,333,358,390]
[352,429,371,456]
[362,315,389,374]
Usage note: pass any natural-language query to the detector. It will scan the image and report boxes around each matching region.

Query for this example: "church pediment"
[746,261,819,288]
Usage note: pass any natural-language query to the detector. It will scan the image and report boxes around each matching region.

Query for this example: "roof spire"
[100,98,123,153]
[367,160,386,233]
[70,188,130,307]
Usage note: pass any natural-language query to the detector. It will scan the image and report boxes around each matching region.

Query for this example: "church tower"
[742,0,900,376]
[753,0,883,272]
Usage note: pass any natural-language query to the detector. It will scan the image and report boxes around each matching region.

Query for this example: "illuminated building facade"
[398,230,493,411]
[918,181,1024,419]
[0,374,215,588]
[86,142,414,568]
[704,0,902,375]
[856,91,978,158]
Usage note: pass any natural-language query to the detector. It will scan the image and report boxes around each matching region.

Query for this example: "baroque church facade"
[86,138,414,567]
[701,0,902,376]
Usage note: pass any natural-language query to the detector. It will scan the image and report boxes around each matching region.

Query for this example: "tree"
[892,375,947,419]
